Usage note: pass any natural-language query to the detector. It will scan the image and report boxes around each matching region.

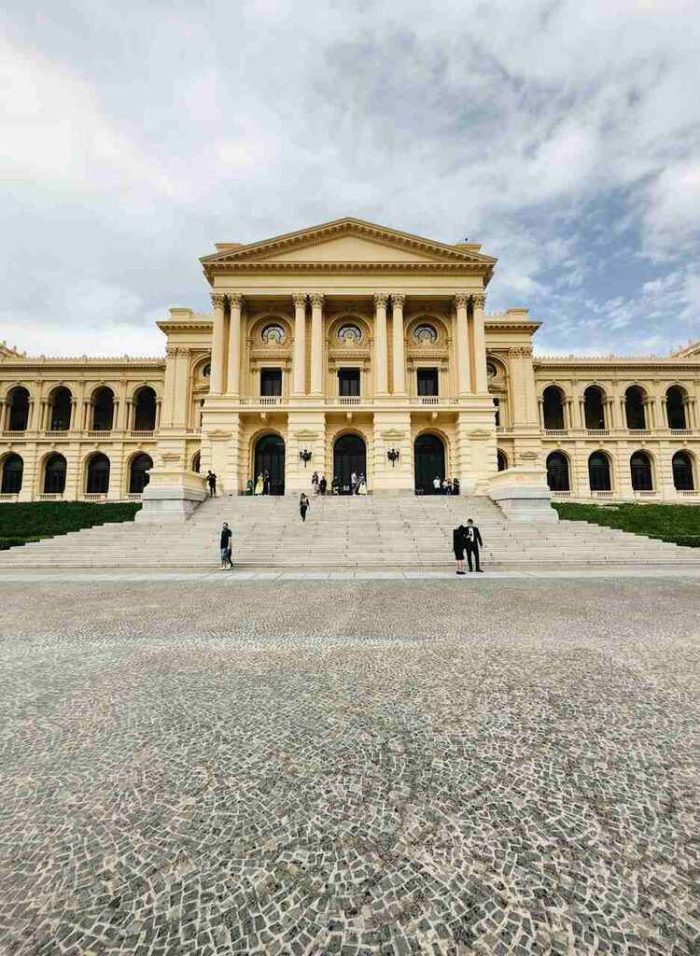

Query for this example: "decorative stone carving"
[374,293,389,308]
[309,293,324,308]
[413,323,438,345]
[337,324,362,344]
[473,294,487,309]
[292,293,307,308]
[454,293,469,308]
[261,324,286,345]
[228,293,243,308]
[210,293,226,308]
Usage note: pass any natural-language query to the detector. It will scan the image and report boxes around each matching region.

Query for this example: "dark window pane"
[417,368,438,396]
[338,368,360,397]
[261,369,282,396]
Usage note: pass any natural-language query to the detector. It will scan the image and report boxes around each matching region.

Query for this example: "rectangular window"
[260,368,282,396]
[417,368,439,396]
[338,368,360,397]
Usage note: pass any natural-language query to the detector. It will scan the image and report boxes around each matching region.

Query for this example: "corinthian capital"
[472,293,487,310]
[211,293,226,309]
[454,293,469,308]
[228,293,243,309]
[309,293,324,308]
[391,293,406,308]
[374,293,389,308]
[292,293,307,309]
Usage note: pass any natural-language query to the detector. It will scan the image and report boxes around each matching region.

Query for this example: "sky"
[1,0,699,359]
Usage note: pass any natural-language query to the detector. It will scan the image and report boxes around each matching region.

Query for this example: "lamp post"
[299,449,312,467]
[387,448,400,468]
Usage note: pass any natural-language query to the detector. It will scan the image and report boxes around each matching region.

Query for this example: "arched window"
[546,452,570,492]
[7,387,30,431]
[92,387,114,431]
[86,453,110,494]
[542,386,566,430]
[584,386,606,430]
[44,453,67,494]
[1,453,23,494]
[625,386,646,430]
[630,451,653,491]
[497,450,508,472]
[129,454,153,494]
[588,452,611,492]
[133,386,157,430]
[192,451,201,473]
[48,386,72,431]
[666,387,687,430]
[672,451,695,491]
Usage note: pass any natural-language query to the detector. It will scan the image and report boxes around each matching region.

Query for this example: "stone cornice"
[156,320,213,333]
[0,357,165,369]
[486,321,542,332]
[535,356,700,369]
[203,260,494,276]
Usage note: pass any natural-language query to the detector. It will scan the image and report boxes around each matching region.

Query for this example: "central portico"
[190,217,501,498]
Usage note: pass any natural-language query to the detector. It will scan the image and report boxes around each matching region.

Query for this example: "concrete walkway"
[1,565,700,583]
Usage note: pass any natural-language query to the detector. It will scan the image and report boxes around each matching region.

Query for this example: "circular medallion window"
[201,362,211,379]
[338,324,362,344]
[413,323,438,345]
[261,324,286,345]
[486,361,498,379]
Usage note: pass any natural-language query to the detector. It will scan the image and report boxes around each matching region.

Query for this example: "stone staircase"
[1,494,699,570]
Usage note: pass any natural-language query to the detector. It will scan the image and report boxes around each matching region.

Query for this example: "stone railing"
[544,428,568,436]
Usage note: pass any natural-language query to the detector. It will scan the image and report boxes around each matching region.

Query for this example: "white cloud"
[0,0,699,355]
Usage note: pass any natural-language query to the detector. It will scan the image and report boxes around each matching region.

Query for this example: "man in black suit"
[464,518,484,572]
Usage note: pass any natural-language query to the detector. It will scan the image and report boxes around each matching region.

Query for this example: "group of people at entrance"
[309,471,367,496]
[431,476,460,495]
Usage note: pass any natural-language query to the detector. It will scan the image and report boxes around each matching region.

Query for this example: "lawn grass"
[554,501,700,548]
[0,502,141,549]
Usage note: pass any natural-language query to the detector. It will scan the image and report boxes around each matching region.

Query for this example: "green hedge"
[0,502,141,549]
[554,502,700,548]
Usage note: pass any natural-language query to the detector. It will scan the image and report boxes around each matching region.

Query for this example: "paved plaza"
[0,577,698,956]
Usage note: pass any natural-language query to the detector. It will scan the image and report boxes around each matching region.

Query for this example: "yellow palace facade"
[0,219,698,518]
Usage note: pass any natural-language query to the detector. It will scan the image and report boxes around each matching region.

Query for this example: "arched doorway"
[672,451,694,491]
[48,387,72,431]
[584,386,606,429]
[630,451,653,491]
[542,385,566,429]
[414,433,445,494]
[1,453,23,494]
[588,452,611,492]
[253,434,285,495]
[129,454,153,494]
[546,452,570,491]
[192,451,201,473]
[92,387,115,431]
[625,386,646,430]
[86,453,110,494]
[44,453,67,494]
[133,387,157,430]
[7,387,30,431]
[497,450,508,472]
[333,433,367,495]
[666,387,687,430]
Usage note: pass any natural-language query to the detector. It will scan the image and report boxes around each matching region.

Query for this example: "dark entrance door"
[333,434,366,494]
[254,434,285,495]
[414,433,445,494]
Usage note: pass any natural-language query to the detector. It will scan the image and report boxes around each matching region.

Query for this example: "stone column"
[391,294,406,395]
[155,398,162,431]
[454,293,472,396]
[310,294,324,397]
[471,294,488,393]
[537,397,544,430]
[210,293,226,395]
[292,293,307,397]
[124,399,132,432]
[0,398,5,432]
[374,293,389,396]
[227,293,242,397]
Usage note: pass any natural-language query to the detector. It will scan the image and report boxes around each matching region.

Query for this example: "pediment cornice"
[201,217,496,281]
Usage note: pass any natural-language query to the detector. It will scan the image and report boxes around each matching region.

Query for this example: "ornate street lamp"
[387,448,400,468]
[299,449,312,467]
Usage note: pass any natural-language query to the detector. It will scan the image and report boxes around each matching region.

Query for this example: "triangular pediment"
[0,342,25,361]
[201,217,496,278]
[671,340,700,358]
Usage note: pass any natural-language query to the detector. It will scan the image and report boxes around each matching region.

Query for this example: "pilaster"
[372,411,412,494]
[286,411,326,493]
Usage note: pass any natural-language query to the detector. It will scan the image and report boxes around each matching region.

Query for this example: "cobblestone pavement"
[1,579,698,956]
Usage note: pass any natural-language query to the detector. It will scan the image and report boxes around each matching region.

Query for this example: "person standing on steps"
[350,471,357,495]
[299,493,310,522]
[452,523,467,575]
[465,518,484,573]
[331,475,340,495]
[263,470,271,495]
[311,471,319,495]
[433,475,441,494]
[254,473,263,495]
[207,470,217,497]
[220,521,233,569]
[319,475,327,496]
